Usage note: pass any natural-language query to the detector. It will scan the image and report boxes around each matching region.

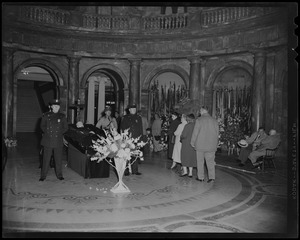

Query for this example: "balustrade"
[201,7,265,26]
[143,14,188,30]
[19,6,69,25]
[15,6,279,32]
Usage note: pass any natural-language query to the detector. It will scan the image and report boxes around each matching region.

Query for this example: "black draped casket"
[64,124,110,178]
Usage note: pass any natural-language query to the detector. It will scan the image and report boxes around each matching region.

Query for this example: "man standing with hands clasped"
[120,104,143,176]
[191,106,219,183]
[39,99,68,181]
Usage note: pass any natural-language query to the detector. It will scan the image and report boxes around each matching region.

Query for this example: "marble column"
[265,52,276,131]
[128,59,141,109]
[2,47,14,138]
[200,58,206,105]
[97,77,106,121]
[251,50,266,132]
[188,56,201,101]
[68,56,80,123]
[86,77,96,124]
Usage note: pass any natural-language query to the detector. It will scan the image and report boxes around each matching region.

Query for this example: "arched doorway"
[83,68,124,125]
[212,67,253,149]
[16,66,58,133]
[148,72,187,122]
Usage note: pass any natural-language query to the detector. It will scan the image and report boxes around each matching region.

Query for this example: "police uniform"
[40,100,68,181]
[120,104,143,175]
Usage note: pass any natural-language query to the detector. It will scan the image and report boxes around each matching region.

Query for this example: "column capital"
[250,48,267,57]
[128,58,142,65]
[187,55,201,64]
[67,55,82,63]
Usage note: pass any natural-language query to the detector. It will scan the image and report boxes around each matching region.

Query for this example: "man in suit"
[237,126,268,167]
[248,129,281,168]
[120,104,143,175]
[39,99,68,181]
[191,106,219,183]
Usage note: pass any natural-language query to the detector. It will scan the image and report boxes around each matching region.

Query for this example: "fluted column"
[128,58,141,109]
[68,56,80,123]
[97,77,106,120]
[188,56,201,101]
[2,47,14,138]
[86,77,96,124]
[251,50,266,132]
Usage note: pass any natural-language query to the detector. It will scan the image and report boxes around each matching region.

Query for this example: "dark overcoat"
[120,113,143,139]
[180,122,197,167]
[40,112,68,148]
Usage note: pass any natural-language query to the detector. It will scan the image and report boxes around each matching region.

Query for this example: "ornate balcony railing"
[143,14,188,30]
[12,6,280,32]
[18,6,70,25]
[82,14,130,30]
[201,7,278,26]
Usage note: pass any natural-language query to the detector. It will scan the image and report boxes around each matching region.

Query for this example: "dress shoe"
[236,159,241,162]
[58,177,64,180]
[188,175,193,178]
[134,172,142,175]
[124,172,130,176]
[180,173,188,177]
[207,179,215,183]
[196,178,204,182]
[239,163,245,167]
[39,178,45,181]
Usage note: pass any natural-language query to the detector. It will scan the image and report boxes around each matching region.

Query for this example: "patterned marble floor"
[2,133,292,237]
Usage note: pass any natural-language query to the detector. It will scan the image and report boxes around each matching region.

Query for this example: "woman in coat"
[167,112,181,160]
[180,113,197,177]
[171,114,187,170]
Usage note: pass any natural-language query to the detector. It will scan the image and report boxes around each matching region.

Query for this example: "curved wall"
[2,5,291,155]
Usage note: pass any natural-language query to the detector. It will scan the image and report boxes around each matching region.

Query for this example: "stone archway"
[13,58,65,136]
[206,60,253,88]
[143,63,189,90]
[81,64,126,124]
[143,64,189,121]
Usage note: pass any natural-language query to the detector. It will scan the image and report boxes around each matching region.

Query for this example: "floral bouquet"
[91,128,147,165]
[90,128,148,193]
[4,137,17,148]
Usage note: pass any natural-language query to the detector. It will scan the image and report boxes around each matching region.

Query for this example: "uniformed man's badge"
[58,119,61,122]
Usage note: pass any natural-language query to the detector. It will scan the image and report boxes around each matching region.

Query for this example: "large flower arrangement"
[91,128,147,164]
[90,128,148,193]
[218,113,245,149]
[4,137,17,148]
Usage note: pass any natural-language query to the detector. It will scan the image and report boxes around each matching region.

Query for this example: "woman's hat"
[104,106,112,112]
[238,139,248,148]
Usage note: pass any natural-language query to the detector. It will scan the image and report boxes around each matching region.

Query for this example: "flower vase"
[110,157,130,193]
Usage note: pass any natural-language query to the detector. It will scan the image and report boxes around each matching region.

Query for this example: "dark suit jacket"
[120,113,143,139]
[40,112,68,148]
[256,134,281,152]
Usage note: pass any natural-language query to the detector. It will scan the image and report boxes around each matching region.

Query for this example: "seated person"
[248,129,281,168]
[237,126,268,166]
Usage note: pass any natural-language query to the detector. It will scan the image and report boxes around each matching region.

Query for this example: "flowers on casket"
[90,128,147,163]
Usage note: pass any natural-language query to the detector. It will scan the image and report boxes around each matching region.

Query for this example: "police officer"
[39,99,68,181]
[120,104,143,175]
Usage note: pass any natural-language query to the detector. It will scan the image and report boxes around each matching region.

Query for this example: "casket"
[64,124,110,178]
